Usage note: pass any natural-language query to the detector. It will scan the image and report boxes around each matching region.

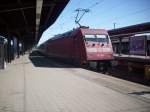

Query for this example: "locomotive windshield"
[84,34,109,43]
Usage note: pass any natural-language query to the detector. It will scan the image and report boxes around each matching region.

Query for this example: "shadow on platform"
[29,51,150,86]
[29,51,78,68]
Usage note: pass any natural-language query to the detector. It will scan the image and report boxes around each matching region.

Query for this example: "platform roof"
[0,0,69,45]
[108,22,150,38]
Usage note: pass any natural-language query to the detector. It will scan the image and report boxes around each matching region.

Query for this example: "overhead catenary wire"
[74,0,105,26]
[59,0,105,28]
[106,7,150,23]
[98,0,125,15]
[91,0,135,25]
[40,0,83,44]
[117,7,150,20]
[88,0,105,9]
[57,0,82,30]
[56,0,149,30]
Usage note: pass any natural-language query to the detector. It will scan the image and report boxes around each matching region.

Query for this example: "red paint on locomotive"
[39,28,113,66]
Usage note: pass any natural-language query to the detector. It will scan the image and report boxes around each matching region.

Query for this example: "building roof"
[0,0,69,45]
[108,22,150,38]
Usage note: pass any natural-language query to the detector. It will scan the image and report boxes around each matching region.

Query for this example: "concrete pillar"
[7,36,11,63]
[22,40,25,55]
[20,41,23,55]
[17,39,19,58]
[4,41,8,63]
[0,36,7,69]
[10,38,14,60]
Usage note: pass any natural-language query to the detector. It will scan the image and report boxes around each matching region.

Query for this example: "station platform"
[114,54,150,63]
[0,54,150,112]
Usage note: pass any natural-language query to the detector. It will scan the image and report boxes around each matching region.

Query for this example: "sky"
[38,0,150,45]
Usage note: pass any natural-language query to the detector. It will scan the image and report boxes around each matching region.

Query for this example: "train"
[37,27,113,71]
[112,33,150,56]
[111,33,150,77]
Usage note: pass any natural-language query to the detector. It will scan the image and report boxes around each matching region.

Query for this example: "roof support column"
[119,37,122,56]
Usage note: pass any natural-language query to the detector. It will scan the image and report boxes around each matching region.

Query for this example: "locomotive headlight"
[102,48,112,52]
[87,48,97,52]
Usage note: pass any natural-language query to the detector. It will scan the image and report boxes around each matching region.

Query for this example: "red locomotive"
[38,27,113,71]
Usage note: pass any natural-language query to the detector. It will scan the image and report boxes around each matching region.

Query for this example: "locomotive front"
[81,28,113,71]
[82,29,113,61]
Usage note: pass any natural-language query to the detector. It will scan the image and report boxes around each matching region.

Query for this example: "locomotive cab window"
[84,35,96,42]
[84,34,109,43]
[97,35,109,43]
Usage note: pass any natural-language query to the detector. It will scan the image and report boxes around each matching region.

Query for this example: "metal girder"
[37,0,69,42]
[0,0,69,45]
